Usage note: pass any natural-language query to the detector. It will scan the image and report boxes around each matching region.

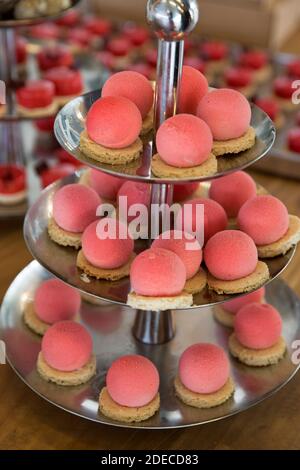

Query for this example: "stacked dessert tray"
[1,0,300,429]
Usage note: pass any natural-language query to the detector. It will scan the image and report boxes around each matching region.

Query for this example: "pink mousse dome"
[52,183,101,233]
[234,302,282,349]
[176,198,228,244]
[41,321,92,371]
[237,195,289,245]
[223,287,265,314]
[34,279,81,324]
[106,354,159,407]
[117,181,150,222]
[173,182,199,202]
[209,171,257,217]
[86,96,142,148]
[197,88,251,141]
[130,248,186,296]
[82,219,134,269]
[152,230,202,279]
[156,114,213,168]
[179,65,209,115]
[179,343,230,394]
[204,230,258,281]
[89,169,123,200]
[102,70,153,119]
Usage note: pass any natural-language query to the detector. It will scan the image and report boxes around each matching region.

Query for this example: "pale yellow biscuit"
[80,130,143,165]
[174,376,234,408]
[141,110,153,136]
[77,249,135,281]
[184,269,207,294]
[228,333,286,366]
[48,217,82,249]
[23,301,50,336]
[151,153,217,179]
[212,127,256,157]
[37,352,97,386]
[207,261,269,295]
[213,305,235,328]
[17,101,58,118]
[257,215,300,258]
[127,291,193,310]
[99,387,160,423]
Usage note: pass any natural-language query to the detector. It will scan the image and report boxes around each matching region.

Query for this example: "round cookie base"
[184,269,207,294]
[37,352,97,386]
[174,376,234,409]
[151,153,217,179]
[257,215,300,258]
[77,250,135,281]
[141,110,153,136]
[99,387,160,423]
[212,127,256,157]
[23,301,51,336]
[213,306,235,328]
[229,334,286,366]
[127,291,193,310]
[207,261,270,295]
[79,130,143,165]
[48,217,82,249]
[17,101,58,118]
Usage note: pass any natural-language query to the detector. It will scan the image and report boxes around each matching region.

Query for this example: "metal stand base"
[133,309,175,344]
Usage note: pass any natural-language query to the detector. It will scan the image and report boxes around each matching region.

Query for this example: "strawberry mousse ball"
[107,37,131,57]
[52,184,101,233]
[178,65,209,115]
[82,219,134,269]
[238,195,289,245]
[234,303,282,349]
[41,321,92,371]
[209,171,256,218]
[173,182,199,202]
[89,169,123,200]
[224,67,253,90]
[44,67,83,98]
[117,181,150,221]
[156,114,213,168]
[176,198,228,244]
[288,128,300,153]
[86,96,142,149]
[204,230,258,281]
[34,279,81,324]
[238,50,268,71]
[273,77,295,100]
[179,343,230,394]
[201,41,228,62]
[197,88,251,141]
[16,80,55,109]
[152,230,202,279]
[37,45,73,71]
[223,287,265,314]
[106,355,159,407]
[102,71,153,119]
[130,248,186,296]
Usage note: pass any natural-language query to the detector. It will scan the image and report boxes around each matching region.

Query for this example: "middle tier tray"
[23,173,296,308]
[54,90,276,184]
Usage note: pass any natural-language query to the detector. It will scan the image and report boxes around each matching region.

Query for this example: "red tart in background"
[0,164,27,205]
[200,40,229,74]
[238,50,271,83]
[83,16,112,38]
[254,97,284,129]
[122,24,149,46]
[287,59,300,79]
[287,128,300,153]
[16,80,57,117]
[29,23,60,40]
[223,66,255,99]
[273,76,299,112]
[44,67,83,106]
[37,45,74,71]
[67,28,94,53]
[55,9,80,27]
[40,164,76,189]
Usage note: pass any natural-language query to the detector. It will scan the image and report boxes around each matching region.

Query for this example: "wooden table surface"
[1,38,300,452]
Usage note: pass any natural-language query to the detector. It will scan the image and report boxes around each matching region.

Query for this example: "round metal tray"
[0,260,299,429]
[54,90,276,184]
[0,0,81,28]
[23,172,296,309]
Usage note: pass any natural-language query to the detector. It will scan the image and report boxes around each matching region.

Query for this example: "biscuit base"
[212,127,256,157]
[141,110,153,136]
[55,94,81,107]
[184,269,207,294]
[77,250,134,281]
[151,153,217,179]
[127,291,193,310]
[257,215,300,258]
[213,306,235,328]
[99,387,160,423]
[174,376,234,408]
[17,101,58,118]
[273,95,300,112]
[229,334,286,367]
[48,217,82,249]
[37,352,96,386]
[253,65,272,84]
[23,301,51,336]
[207,261,269,295]
[80,130,143,165]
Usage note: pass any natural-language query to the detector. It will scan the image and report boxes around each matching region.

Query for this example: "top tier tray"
[54,89,276,185]
[0,0,81,28]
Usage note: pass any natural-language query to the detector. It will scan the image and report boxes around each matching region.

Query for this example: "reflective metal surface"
[1,260,299,429]
[54,90,276,184]
[24,173,296,309]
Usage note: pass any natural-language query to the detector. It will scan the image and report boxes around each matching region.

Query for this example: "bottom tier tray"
[0,260,299,429]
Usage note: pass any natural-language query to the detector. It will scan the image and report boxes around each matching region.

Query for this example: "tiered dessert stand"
[1,0,300,429]
[0,0,81,218]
